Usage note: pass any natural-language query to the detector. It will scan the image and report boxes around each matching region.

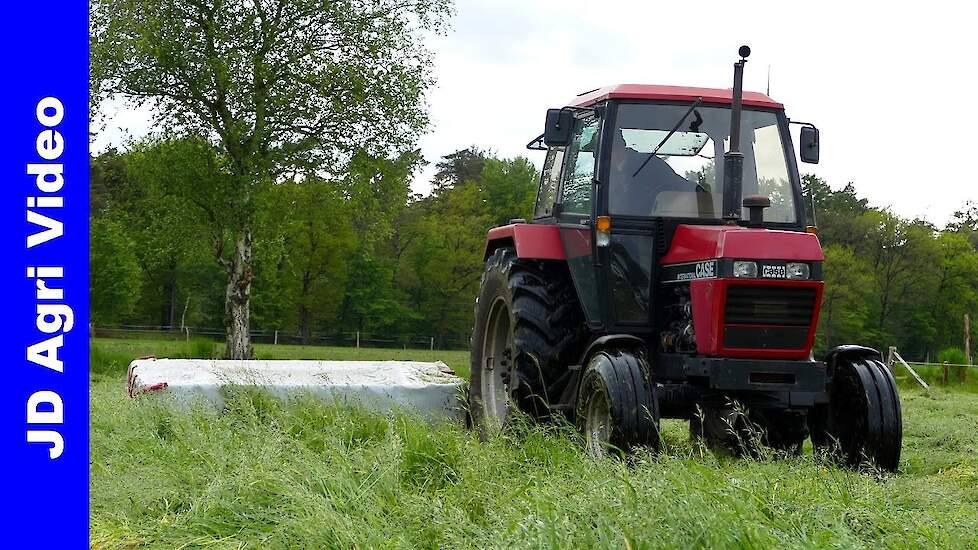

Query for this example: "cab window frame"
[533,146,566,220]
[557,114,601,218]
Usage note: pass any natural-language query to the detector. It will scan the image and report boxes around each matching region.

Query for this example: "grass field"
[91,338,978,548]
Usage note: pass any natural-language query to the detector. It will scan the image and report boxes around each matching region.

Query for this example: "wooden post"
[274,330,278,345]
[887,346,897,372]
[943,361,949,386]
[185,326,190,341]
[356,331,360,349]
[430,337,434,351]
[894,350,929,389]
[964,313,971,382]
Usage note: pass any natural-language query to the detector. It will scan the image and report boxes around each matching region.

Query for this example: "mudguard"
[824,345,882,375]
[483,223,565,261]
[580,334,647,367]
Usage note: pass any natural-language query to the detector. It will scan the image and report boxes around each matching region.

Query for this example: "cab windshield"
[609,103,797,223]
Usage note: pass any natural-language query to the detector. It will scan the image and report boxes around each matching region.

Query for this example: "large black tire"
[577,349,660,456]
[689,406,806,456]
[810,356,902,471]
[689,405,755,456]
[752,409,808,455]
[469,247,584,437]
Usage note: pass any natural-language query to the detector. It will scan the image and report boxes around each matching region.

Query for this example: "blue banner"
[0,2,89,545]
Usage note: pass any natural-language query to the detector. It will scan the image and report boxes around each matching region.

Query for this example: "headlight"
[786,262,810,280]
[733,261,758,278]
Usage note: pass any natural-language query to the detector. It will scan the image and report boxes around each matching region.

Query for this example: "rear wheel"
[810,356,902,471]
[469,248,584,437]
[690,406,806,456]
[577,349,660,457]
[689,406,754,456]
[753,409,808,455]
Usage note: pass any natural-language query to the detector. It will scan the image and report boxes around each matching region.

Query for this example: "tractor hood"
[660,225,824,264]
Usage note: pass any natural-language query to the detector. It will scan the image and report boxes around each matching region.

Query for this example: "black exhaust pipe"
[722,45,750,223]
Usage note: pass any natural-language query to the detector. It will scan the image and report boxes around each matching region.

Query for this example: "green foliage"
[817,244,872,353]
[90,141,538,347]
[808,175,978,360]
[186,337,219,359]
[90,216,142,324]
[937,347,967,365]
[256,179,357,341]
[92,140,978,359]
[91,0,451,357]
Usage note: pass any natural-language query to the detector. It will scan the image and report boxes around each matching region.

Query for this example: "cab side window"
[561,116,599,215]
[534,147,565,218]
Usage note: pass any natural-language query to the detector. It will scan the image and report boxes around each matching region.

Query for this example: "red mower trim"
[127,356,164,398]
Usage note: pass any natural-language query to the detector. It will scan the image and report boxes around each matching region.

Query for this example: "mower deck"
[126,358,466,422]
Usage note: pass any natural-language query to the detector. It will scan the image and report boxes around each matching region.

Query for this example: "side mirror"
[543,108,574,146]
[799,125,820,164]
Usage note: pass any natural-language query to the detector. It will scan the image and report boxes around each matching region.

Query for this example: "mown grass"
[91,338,978,548]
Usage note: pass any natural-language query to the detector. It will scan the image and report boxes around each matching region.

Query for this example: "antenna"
[766,65,771,96]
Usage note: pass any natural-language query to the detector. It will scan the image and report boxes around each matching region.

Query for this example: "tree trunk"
[299,271,311,345]
[299,304,310,345]
[224,229,253,359]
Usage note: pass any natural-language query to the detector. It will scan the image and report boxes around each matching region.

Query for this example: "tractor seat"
[651,190,720,218]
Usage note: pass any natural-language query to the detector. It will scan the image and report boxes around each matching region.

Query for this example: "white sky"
[96,0,978,227]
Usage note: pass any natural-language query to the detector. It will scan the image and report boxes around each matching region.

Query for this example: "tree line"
[90,144,537,349]
[91,140,978,362]
[804,177,977,362]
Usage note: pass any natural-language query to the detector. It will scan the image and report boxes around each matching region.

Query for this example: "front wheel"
[577,349,660,457]
[810,356,902,471]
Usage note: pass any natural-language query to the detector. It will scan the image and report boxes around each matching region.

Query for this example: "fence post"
[886,346,896,372]
[185,327,190,341]
[943,361,950,385]
[430,337,434,351]
[893,350,929,389]
[964,313,971,382]
[356,331,360,349]
[274,330,278,345]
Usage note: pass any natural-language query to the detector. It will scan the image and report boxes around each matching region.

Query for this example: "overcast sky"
[96,0,978,227]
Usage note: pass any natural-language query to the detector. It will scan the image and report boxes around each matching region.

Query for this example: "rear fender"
[484,224,566,261]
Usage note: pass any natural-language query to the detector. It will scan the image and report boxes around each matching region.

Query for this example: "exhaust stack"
[722,45,751,222]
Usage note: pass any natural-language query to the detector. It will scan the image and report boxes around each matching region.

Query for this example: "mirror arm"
[526,134,547,151]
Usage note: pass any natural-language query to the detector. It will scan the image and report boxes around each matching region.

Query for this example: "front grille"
[724,285,817,326]
[723,285,817,350]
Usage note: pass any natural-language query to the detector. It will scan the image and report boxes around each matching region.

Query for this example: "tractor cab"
[532,85,815,227]
[525,68,822,337]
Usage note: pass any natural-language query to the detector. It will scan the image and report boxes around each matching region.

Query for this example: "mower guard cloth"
[126,358,466,422]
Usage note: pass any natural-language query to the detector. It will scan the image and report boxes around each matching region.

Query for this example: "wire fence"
[887,347,974,389]
[90,324,470,351]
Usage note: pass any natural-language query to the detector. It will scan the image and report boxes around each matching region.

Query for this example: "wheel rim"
[480,296,513,429]
[584,387,612,456]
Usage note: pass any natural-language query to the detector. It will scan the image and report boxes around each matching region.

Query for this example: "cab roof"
[569,84,783,110]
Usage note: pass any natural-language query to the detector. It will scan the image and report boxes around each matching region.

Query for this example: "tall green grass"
[90,339,978,548]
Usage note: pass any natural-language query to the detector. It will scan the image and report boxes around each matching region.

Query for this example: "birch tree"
[91,0,450,358]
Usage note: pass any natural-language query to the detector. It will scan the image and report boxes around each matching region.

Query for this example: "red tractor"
[469,46,902,470]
